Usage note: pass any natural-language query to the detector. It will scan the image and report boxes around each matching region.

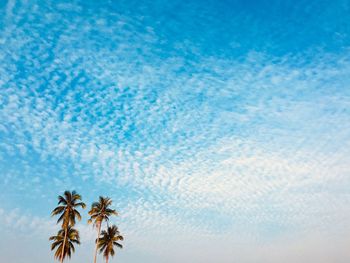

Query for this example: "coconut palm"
[49,226,80,261]
[51,190,86,263]
[97,225,123,263]
[88,196,118,263]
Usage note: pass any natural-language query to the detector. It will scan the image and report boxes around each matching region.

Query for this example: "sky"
[0,0,350,262]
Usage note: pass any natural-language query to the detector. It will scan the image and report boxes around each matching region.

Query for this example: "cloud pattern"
[1,0,350,262]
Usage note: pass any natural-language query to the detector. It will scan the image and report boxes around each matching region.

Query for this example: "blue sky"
[1,0,350,262]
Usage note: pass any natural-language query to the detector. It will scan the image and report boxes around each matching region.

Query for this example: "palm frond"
[58,195,67,205]
[49,226,81,261]
[97,225,123,260]
[113,242,123,248]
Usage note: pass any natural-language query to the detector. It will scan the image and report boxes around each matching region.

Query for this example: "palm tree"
[51,190,86,263]
[88,196,118,263]
[49,226,81,261]
[98,225,123,263]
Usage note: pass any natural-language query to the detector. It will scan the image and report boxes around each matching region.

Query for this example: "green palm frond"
[51,206,65,216]
[88,196,118,226]
[113,242,123,248]
[49,226,81,260]
[51,190,86,227]
[97,225,124,261]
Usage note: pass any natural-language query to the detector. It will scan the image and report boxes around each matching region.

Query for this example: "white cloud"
[1,1,350,262]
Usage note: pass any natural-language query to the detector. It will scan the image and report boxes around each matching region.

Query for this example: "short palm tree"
[49,226,80,261]
[98,225,124,263]
[51,190,86,263]
[88,196,118,263]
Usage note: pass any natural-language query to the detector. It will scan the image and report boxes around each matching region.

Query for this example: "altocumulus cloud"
[1,0,350,263]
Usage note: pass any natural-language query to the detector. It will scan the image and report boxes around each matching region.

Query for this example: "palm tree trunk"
[93,222,102,263]
[106,256,109,263]
[60,227,68,263]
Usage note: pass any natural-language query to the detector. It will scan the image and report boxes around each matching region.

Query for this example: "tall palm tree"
[49,226,81,261]
[88,196,118,263]
[97,225,123,263]
[51,190,86,263]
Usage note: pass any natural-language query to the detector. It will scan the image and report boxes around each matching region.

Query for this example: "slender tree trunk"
[93,222,102,263]
[106,256,109,263]
[60,227,68,263]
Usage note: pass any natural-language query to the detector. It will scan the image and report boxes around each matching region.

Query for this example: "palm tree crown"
[88,196,118,226]
[49,226,80,260]
[98,225,123,263]
[51,190,86,228]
